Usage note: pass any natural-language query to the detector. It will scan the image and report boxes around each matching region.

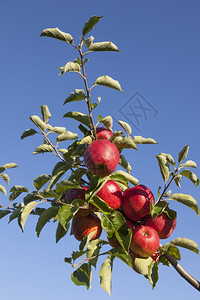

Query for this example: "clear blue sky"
[0,0,200,299]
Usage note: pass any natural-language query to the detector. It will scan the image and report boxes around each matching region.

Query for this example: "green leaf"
[155,154,171,183]
[56,221,69,243]
[0,209,11,219]
[82,15,103,37]
[71,250,87,261]
[118,120,132,136]
[40,189,58,199]
[83,35,94,48]
[63,111,92,129]
[88,41,120,52]
[180,160,197,169]
[52,162,68,176]
[9,205,24,223]
[71,263,91,290]
[3,163,18,169]
[19,201,42,231]
[94,75,123,92]
[170,193,199,215]
[170,237,199,254]
[89,195,112,215]
[0,166,6,173]
[21,129,38,140]
[115,170,139,186]
[0,173,10,184]
[55,180,78,194]
[40,105,51,123]
[99,115,113,131]
[119,155,132,172]
[108,248,132,268]
[56,131,78,143]
[180,169,199,186]
[148,261,159,289]
[36,206,59,237]
[87,239,107,268]
[29,115,47,132]
[59,62,80,76]
[58,204,79,230]
[178,145,189,163]
[101,210,131,253]
[48,171,67,190]
[33,174,51,190]
[0,184,7,196]
[132,136,158,144]
[79,136,93,145]
[68,168,87,182]
[109,173,128,187]
[99,256,113,295]
[150,201,168,218]
[64,89,86,105]
[33,144,53,154]
[40,27,73,44]
[23,193,40,205]
[10,185,29,193]
[134,256,153,276]
[174,174,182,188]
[48,126,66,134]
[162,243,181,260]
[159,255,170,267]
[112,136,137,151]
[159,153,176,166]
[79,231,98,251]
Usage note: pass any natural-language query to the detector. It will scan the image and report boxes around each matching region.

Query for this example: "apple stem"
[164,250,200,291]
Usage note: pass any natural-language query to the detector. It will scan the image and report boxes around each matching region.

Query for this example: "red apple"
[72,213,102,241]
[123,185,154,222]
[145,212,177,239]
[84,139,120,177]
[64,186,90,217]
[96,127,113,140]
[96,180,123,209]
[130,225,160,258]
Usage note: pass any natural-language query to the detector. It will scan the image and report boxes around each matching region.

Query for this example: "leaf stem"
[156,168,179,205]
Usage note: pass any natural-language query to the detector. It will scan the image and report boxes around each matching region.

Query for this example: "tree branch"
[164,251,200,291]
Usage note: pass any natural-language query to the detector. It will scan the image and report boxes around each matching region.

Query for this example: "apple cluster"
[65,127,177,273]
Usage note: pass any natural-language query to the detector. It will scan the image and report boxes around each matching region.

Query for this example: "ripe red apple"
[130,225,160,258]
[123,185,154,222]
[72,213,102,241]
[64,186,90,217]
[145,212,177,239]
[84,139,120,177]
[96,180,123,209]
[96,127,113,140]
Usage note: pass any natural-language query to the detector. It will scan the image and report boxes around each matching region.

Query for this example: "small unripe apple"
[72,213,102,241]
[96,180,123,209]
[130,225,160,258]
[84,139,120,177]
[123,185,154,221]
[145,212,177,239]
[96,127,113,140]
[64,186,90,217]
